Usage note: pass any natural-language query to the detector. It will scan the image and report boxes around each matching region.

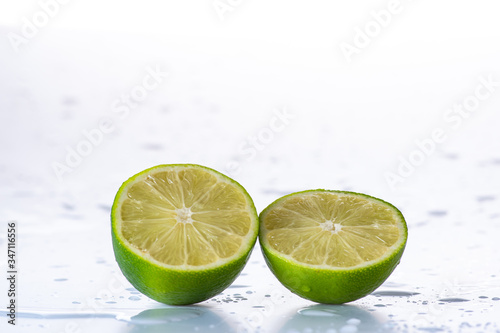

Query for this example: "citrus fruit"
[259,190,407,304]
[111,164,259,305]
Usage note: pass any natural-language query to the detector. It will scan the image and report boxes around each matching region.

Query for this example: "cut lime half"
[111,164,259,305]
[259,190,407,304]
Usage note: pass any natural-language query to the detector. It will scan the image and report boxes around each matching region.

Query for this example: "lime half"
[259,190,407,304]
[111,164,259,305]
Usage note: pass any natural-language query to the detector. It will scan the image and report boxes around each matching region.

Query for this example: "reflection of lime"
[259,190,408,304]
[111,164,259,305]
[127,307,231,333]
[279,304,383,333]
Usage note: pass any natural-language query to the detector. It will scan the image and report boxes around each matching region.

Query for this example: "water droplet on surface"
[443,153,459,160]
[301,286,311,292]
[476,195,495,202]
[141,143,164,151]
[129,296,141,301]
[382,281,407,288]
[492,297,500,301]
[371,291,420,297]
[228,285,251,289]
[54,278,68,282]
[438,298,469,303]
[416,327,445,332]
[62,203,75,211]
[373,304,386,307]
[428,210,447,217]
[4,310,118,320]
[298,308,338,317]
[98,204,112,212]
[347,318,361,325]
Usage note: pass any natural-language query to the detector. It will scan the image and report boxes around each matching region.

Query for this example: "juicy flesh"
[264,193,401,267]
[120,169,251,266]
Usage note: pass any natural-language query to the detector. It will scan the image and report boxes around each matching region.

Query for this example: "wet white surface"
[1,1,500,332]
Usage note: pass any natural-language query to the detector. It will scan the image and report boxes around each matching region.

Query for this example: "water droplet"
[97,204,112,211]
[229,285,251,289]
[492,297,500,301]
[245,291,253,294]
[373,304,386,307]
[382,281,407,288]
[443,153,459,160]
[479,296,488,299]
[62,203,75,210]
[72,301,81,304]
[477,195,495,202]
[129,296,141,301]
[428,210,447,217]
[347,318,361,325]
[371,291,420,297]
[438,298,469,303]
[298,308,337,317]
[141,143,164,151]
[54,278,68,282]
[417,327,445,332]
[4,310,118,320]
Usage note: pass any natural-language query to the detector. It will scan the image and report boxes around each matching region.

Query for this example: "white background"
[1,1,500,332]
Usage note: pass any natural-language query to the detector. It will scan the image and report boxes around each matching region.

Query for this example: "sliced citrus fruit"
[111,164,259,305]
[259,190,407,304]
